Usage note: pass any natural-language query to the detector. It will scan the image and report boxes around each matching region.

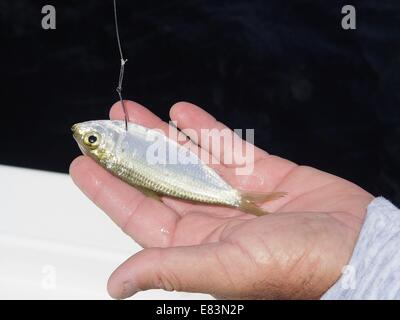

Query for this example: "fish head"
[71,120,117,162]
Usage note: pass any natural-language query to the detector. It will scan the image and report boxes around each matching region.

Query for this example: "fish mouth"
[71,123,82,140]
[71,123,87,155]
[71,123,78,134]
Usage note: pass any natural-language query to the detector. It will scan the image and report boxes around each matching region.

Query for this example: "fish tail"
[238,191,287,216]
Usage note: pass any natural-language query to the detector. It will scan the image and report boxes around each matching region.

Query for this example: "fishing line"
[113,0,129,131]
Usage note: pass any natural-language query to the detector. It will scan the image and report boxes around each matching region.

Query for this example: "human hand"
[70,100,373,299]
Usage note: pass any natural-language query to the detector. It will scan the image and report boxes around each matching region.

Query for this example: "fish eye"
[83,132,101,149]
[88,135,97,144]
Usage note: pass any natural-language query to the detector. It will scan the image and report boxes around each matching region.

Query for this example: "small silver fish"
[72,120,284,216]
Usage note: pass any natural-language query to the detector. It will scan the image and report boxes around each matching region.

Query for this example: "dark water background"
[0,0,399,206]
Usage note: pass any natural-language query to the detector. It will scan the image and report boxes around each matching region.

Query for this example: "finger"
[110,100,166,130]
[110,100,221,168]
[69,156,179,248]
[110,100,197,149]
[171,102,299,193]
[170,102,268,166]
[107,242,254,299]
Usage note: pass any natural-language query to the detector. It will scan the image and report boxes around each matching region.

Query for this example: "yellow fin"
[238,191,287,216]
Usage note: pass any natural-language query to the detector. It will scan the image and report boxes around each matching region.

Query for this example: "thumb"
[107,243,245,299]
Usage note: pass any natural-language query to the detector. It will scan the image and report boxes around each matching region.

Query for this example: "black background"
[1,0,399,206]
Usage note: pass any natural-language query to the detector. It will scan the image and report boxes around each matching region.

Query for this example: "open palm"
[70,101,373,299]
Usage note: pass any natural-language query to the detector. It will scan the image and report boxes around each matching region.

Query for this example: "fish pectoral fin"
[135,186,162,202]
[238,191,287,216]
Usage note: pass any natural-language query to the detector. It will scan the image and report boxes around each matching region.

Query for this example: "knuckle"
[152,250,182,292]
